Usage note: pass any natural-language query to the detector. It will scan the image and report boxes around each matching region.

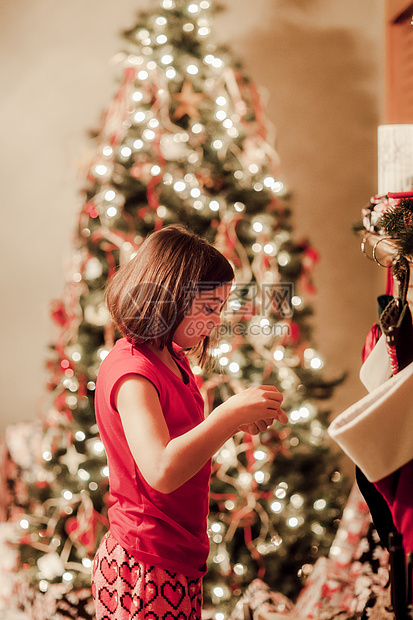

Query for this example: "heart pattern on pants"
[100,557,118,585]
[119,560,141,588]
[99,587,118,614]
[161,580,186,609]
[93,531,202,619]
[120,592,143,615]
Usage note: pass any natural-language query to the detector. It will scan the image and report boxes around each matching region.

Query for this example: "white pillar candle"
[378,124,413,195]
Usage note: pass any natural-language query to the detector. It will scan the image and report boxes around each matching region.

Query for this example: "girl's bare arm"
[116,376,286,493]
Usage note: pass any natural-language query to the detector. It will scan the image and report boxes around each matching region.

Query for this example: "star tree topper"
[173,80,205,120]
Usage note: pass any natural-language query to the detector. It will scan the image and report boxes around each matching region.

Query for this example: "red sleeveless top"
[95,338,211,578]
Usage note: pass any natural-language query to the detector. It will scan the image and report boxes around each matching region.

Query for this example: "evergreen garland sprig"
[376,198,413,260]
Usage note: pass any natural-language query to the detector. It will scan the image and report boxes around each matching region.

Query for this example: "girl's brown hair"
[105,225,234,366]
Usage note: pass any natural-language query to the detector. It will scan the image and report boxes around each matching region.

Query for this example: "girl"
[92,225,287,620]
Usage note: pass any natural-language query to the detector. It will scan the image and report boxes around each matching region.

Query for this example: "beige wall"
[0,0,385,437]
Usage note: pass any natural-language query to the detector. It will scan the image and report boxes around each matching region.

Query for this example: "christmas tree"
[12,0,348,617]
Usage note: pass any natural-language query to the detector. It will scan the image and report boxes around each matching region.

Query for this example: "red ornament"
[84,202,99,219]
[50,300,69,327]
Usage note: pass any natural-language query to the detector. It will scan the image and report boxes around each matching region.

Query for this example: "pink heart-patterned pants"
[92,530,203,619]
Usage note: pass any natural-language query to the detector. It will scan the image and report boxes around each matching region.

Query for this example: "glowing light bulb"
[310,357,323,369]
[156,34,167,44]
[94,164,108,177]
[93,440,105,454]
[187,64,198,75]
[166,67,176,79]
[273,348,284,361]
[174,181,186,192]
[78,469,90,481]
[104,190,116,201]
[161,54,173,65]
[272,181,284,193]
[290,494,304,508]
[143,129,155,141]
[313,499,327,511]
[233,564,245,575]
[192,123,203,134]
[120,146,132,158]
[137,29,149,40]
[290,410,300,423]
[254,471,265,484]
[252,221,263,233]
[106,206,117,218]
[138,70,149,81]
[277,251,290,266]
[270,501,283,513]
[134,111,146,123]
[254,449,267,461]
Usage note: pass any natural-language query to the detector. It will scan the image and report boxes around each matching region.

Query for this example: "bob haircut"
[105,224,234,367]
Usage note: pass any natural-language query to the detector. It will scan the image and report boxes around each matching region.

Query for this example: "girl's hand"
[238,417,276,435]
[222,385,288,426]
